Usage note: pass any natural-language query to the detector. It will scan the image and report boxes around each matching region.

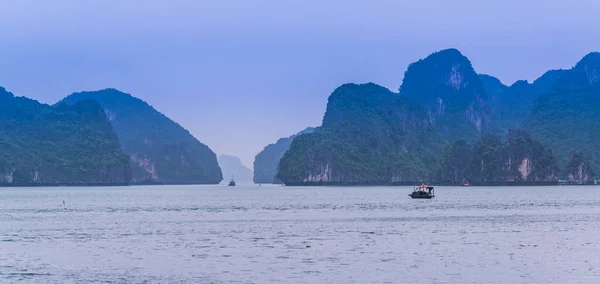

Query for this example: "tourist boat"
[409,184,434,199]
[228,176,236,186]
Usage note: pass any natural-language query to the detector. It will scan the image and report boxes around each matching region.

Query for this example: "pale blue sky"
[1,0,599,167]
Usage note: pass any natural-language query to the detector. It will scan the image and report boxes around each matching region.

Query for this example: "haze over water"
[2,185,600,283]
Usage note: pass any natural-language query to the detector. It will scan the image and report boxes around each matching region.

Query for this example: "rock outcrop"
[278,83,443,185]
[400,49,492,141]
[59,89,222,184]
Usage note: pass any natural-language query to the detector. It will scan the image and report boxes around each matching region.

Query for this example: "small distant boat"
[228,176,236,186]
[463,180,470,187]
[409,183,434,199]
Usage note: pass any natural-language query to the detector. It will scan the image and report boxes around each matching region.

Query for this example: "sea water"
[1,185,599,283]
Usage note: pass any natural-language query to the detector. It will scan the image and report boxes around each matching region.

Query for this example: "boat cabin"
[409,184,434,199]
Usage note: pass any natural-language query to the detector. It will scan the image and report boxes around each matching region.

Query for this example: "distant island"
[272,49,599,186]
[218,155,252,183]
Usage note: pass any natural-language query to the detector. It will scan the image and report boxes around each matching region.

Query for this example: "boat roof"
[415,185,434,189]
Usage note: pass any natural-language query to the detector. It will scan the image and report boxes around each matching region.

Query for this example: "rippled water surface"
[2,185,600,283]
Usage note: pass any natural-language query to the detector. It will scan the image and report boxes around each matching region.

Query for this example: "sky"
[1,0,599,167]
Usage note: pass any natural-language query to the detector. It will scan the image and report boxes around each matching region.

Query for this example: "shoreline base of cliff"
[282,181,568,186]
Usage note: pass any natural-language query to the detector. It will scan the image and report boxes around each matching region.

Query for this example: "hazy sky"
[1,0,599,167]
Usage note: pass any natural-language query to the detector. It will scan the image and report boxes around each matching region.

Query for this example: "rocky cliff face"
[399,49,491,141]
[59,89,222,184]
[278,83,443,185]
[0,87,131,186]
[433,130,559,185]
[253,127,316,184]
[565,151,595,184]
[495,130,559,183]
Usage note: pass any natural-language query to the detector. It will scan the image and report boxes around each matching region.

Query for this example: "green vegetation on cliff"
[432,140,473,184]
[0,87,131,185]
[492,80,537,131]
[278,83,443,185]
[523,52,600,174]
[253,127,316,184]
[485,70,565,132]
[59,89,222,184]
